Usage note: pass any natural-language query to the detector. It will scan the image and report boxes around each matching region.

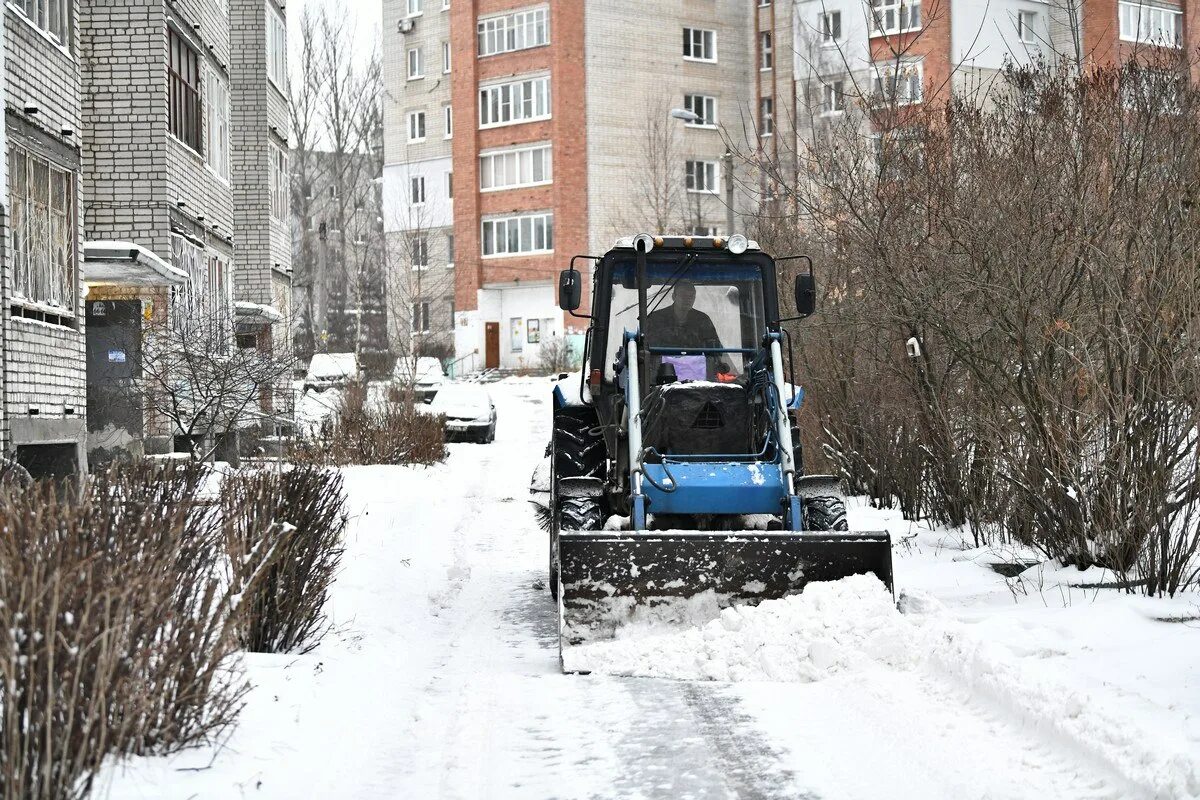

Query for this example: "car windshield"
[605,258,767,380]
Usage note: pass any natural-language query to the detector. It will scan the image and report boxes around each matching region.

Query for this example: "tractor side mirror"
[794,273,816,318]
[558,269,582,312]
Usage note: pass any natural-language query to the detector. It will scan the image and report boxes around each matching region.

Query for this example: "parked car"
[304,353,359,391]
[395,356,446,403]
[429,383,496,443]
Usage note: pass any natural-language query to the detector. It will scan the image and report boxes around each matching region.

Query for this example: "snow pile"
[563,574,917,681]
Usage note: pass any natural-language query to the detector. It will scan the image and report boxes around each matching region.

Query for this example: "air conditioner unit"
[398,17,415,34]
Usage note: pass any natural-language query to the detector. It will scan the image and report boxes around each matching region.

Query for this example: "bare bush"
[223,468,348,653]
[537,335,578,374]
[293,380,445,466]
[749,57,1200,592]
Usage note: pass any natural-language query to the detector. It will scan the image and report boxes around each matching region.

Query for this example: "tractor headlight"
[728,234,749,255]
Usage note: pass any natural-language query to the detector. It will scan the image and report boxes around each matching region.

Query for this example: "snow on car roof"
[306,353,359,381]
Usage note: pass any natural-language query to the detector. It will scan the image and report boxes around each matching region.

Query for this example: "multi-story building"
[4,0,88,476]
[382,0,791,372]
[381,0,1200,372]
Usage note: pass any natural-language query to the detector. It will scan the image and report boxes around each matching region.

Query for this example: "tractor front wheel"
[804,495,849,532]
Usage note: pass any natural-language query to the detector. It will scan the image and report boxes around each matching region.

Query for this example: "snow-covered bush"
[292,379,445,466]
[0,464,266,799]
[222,467,348,654]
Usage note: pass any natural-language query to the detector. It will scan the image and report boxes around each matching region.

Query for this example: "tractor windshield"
[605,259,767,381]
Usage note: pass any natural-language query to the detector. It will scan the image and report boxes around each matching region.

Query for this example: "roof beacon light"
[728,234,749,255]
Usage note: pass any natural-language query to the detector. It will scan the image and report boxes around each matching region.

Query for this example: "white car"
[395,356,446,403]
[304,353,359,390]
[429,384,496,443]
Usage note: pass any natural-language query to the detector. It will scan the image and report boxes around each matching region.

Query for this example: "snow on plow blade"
[558,530,894,659]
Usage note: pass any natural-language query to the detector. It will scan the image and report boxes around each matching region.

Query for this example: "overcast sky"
[287,0,383,65]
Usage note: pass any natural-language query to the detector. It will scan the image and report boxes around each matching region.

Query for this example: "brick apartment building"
[0,0,291,472]
[385,0,1195,373]
[3,1,88,475]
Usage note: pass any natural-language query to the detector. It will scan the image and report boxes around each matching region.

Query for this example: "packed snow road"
[101,379,1200,800]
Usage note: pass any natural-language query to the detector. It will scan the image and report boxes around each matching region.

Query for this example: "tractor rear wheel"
[804,495,849,532]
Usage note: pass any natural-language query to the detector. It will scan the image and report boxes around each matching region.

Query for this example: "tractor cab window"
[605,259,767,382]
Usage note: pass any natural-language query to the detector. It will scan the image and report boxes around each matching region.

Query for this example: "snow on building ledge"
[234,301,284,325]
[82,241,188,287]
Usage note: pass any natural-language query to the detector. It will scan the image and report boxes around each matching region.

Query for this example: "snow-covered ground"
[98,378,1200,800]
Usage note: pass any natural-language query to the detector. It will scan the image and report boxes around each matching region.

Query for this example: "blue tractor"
[548,234,893,659]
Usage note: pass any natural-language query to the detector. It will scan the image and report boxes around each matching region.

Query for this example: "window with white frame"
[412,302,430,333]
[822,80,846,114]
[408,48,423,79]
[206,69,231,182]
[447,233,455,264]
[14,0,71,49]
[683,27,717,61]
[1017,10,1039,43]
[443,41,451,72]
[8,146,75,313]
[477,7,550,56]
[478,75,551,127]
[446,171,453,198]
[444,104,453,137]
[691,225,720,236]
[1118,2,1182,45]
[269,143,288,220]
[872,60,923,105]
[443,0,450,9]
[171,234,206,323]
[407,0,423,16]
[760,97,774,136]
[683,94,717,127]
[821,11,843,44]
[408,110,427,141]
[411,235,429,269]
[267,2,287,91]
[686,160,719,193]
[760,32,774,69]
[481,212,554,256]
[207,252,231,338]
[479,144,553,191]
[870,0,921,35]
[411,175,426,205]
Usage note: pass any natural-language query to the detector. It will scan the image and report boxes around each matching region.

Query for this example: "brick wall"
[3,3,86,458]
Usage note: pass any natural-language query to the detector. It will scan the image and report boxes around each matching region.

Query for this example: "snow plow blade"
[557,530,893,659]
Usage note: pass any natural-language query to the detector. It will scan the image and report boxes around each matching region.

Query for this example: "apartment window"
[759,0,773,5]
[169,28,202,151]
[478,75,551,127]
[207,254,231,318]
[412,236,429,269]
[447,234,455,265]
[871,0,921,35]
[691,225,719,237]
[760,97,774,136]
[444,104,453,138]
[172,235,206,323]
[269,143,288,220]
[407,0,423,16]
[477,7,550,56]
[443,0,450,9]
[481,212,554,256]
[412,302,430,333]
[206,70,231,181]
[411,175,426,205]
[8,146,75,313]
[1016,10,1039,43]
[267,2,287,91]
[686,160,719,193]
[408,111,427,142]
[823,81,846,114]
[479,144,553,191]
[760,32,774,69]
[821,11,843,44]
[408,48,423,79]
[446,171,454,197]
[684,94,717,127]
[14,0,70,49]
[683,27,717,61]
[872,61,924,105]
[1119,2,1182,45]
[443,41,451,72]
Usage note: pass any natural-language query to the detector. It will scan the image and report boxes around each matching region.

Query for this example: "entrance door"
[485,322,500,369]
[86,300,144,465]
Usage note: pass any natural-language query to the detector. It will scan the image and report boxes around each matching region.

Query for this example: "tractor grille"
[693,401,724,429]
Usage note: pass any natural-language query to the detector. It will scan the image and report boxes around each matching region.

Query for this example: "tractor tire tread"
[805,495,849,532]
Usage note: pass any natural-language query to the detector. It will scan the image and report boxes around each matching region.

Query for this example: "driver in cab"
[646,280,737,382]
